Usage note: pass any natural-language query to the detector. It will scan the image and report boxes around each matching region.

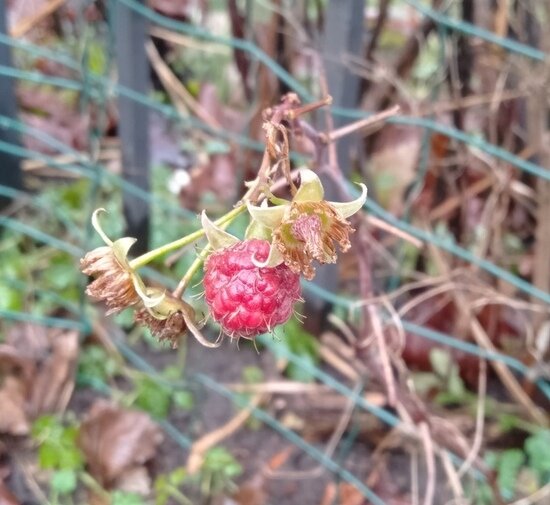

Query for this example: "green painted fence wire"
[116,0,550,183]
[196,373,388,505]
[2,39,550,183]
[0,215,83,256]
[113,335,386,504]
[1,1,548,500]
[404,0,546,62]
[5,197,545,400]
[362,197,550,306]
[0,118,198,221]
[0,184,83,239]
[0,309,89,332]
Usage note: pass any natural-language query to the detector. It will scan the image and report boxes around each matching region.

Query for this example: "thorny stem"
[285,95,333,120]
[129,204,246,270]
[173,245,211,298]
[326,105,400,143]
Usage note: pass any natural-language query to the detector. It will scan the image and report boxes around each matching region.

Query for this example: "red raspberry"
[203,239,301,339]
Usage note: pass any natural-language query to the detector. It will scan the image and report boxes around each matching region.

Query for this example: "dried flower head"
[246,169,367,279]
[136,287,221,349]
[80,209,163,314]
[272,200,354,280]
[134,290,194,348]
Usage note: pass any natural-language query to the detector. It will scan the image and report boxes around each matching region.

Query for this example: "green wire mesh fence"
[1,1,549,504]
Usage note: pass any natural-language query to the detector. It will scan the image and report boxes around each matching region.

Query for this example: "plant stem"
[167,484,194,505]
[173,245,211,298]
[79,472,110,500]
[129,204,245,270]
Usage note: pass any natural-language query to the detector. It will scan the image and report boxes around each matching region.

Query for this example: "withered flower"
[136,288,221,349]
[80,209,163,314]
[246,169,367,280]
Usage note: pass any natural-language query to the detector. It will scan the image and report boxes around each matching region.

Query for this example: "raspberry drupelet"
[203,239,301,339]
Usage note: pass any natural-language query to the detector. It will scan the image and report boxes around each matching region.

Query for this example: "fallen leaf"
[0,483,20,505]
[78,400,163,488]
[0,326,78,434]
[28,331,79,417]
[0,377,29,435]
[231,474,266,505]
[266,446,294,471]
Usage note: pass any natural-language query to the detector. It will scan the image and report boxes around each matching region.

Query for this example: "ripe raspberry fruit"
[204,239,301,339]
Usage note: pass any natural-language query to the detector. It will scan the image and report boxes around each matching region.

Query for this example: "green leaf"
[154,475,169,505]
[168,467,187,487]
[133,376,172,419]
[498,449,525,499]
[32,416,84,471]
[525,430,550,477]
[429,348,451,377]
[203,447,242,479]
[51,469,77,495]
[173,391,194,411]
[111,491,147,505]
[78,345,119,382]
[38,444,59,469]
[272,316,319,382]
[87,41,107,76]
[0,284,23,311]
[242,366,264,384]
[411,372,441,396]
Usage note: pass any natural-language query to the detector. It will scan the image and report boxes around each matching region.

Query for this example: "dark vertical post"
[322,0,364,177]
[114,0,150,254]
[0,0,23,210]
[305,0,364,330]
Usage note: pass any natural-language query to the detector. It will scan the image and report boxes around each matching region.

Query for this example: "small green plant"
[126,367,195,419]
[154,467,189,505]
[412,349,474,405]
[469,429,550,503]
[111,491,147,505]
[198,447,243,497]
[154,449,243,504]
[31,415,84,502]
[271,316,320,382]
[77,344,120,383]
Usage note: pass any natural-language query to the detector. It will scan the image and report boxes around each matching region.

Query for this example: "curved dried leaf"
[78,400,163,487]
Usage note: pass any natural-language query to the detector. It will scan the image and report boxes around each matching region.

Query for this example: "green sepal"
[328,183,368,218]
[201,211,239,250]
[293,168,324,202]
[245,218,273,241]
[246,201,286,230]
[251,242,284,268]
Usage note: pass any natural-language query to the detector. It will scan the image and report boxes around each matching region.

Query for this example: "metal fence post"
[305,0,365,330]
[0,0,22,210]
[114,0,151,254]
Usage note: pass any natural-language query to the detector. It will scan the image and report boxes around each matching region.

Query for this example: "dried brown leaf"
[0,482,20,505]
[0,377,29,435]
[266,446,294,471]
[28,331,79,417]
[78,400,163,487]
[0,326,78,434]
[231,475,266,505]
